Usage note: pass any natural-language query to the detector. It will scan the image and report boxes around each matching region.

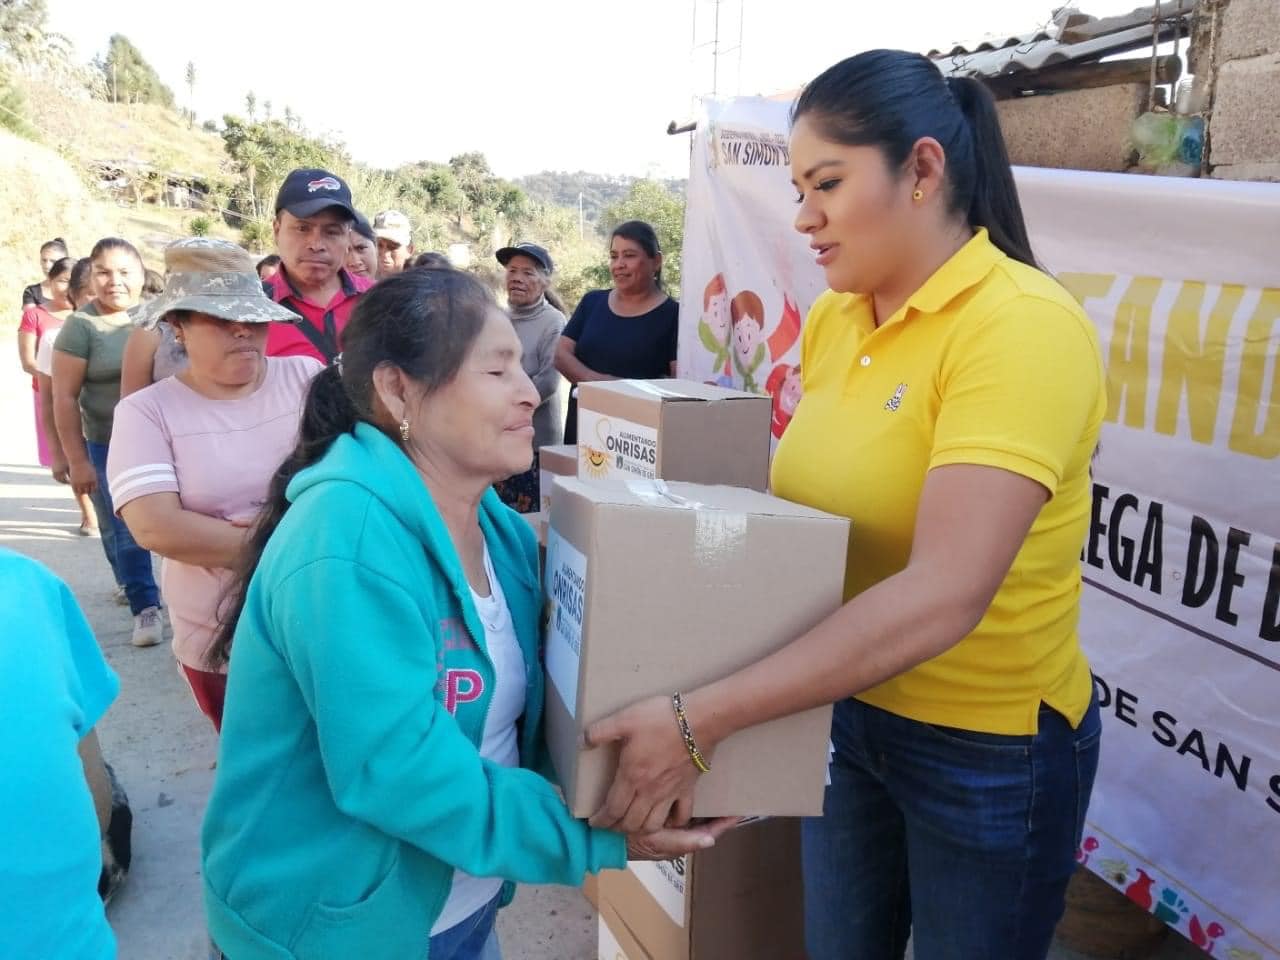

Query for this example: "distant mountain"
[516,171,687,226]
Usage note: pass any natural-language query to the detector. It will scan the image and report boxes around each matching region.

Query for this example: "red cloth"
[181,664,228,733]
[263,267,371,363]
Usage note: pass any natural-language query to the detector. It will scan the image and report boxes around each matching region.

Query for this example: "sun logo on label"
[581,417,613,478]
[581,445,609,479]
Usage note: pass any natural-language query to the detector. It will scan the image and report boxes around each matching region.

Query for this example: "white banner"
[678,96,1280,960]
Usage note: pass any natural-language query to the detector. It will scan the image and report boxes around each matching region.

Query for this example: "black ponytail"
[68,258,93,306]
[41,237,69,258]
[208,267,494,667]
[47,256,75,282]
[792,50,1038,269]
[944,75,1036,268]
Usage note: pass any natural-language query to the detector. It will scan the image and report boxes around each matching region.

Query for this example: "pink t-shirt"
[19,305,61,390]
[106,356,322,670]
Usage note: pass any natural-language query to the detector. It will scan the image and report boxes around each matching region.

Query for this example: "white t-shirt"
[34,333,56,377]
[431,543,528,935]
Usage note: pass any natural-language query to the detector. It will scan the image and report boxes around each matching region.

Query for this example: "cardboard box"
[582,870,600,911]
[598,899,641,960]
[598,819,807,960]
[538,444,578,513]
[544,477,847,817]
[576,380,771,492]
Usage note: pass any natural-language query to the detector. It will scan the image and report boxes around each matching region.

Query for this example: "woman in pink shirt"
[20,257,99,535]
[17,257,74,462]
[107,239,320,731]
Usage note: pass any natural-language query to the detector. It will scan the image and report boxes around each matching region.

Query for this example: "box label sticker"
[628,857,688,928]
[578,410,659,481]
[545,530,587,718]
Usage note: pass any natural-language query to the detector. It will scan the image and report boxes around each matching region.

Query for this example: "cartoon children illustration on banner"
[698,274,733,386]
[729,290,767,392]
[689,260,806,441]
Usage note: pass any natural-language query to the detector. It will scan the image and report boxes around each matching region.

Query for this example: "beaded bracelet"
[672,692,712,774]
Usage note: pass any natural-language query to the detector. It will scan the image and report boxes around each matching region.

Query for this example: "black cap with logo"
[274,168,357,220]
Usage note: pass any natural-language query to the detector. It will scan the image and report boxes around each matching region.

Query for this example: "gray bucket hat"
[135,237,299,330]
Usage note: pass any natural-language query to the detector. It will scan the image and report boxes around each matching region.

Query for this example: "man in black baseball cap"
[264,168,372,363]
[274,167,358,220]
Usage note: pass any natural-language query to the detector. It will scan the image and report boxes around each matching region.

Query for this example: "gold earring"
[913,189,924,201]
[399,419,410,444]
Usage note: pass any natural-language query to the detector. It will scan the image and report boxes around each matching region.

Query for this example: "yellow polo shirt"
[771,229,1105,734]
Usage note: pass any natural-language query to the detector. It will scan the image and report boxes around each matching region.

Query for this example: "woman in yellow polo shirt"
[588,50,1106,960]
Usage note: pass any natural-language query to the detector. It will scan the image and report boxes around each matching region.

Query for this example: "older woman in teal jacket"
[201,269,727,960]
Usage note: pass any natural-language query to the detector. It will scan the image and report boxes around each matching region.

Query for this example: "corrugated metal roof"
[927,28,1059,60]
[928,2,1194,78]
[933,22,1171,77]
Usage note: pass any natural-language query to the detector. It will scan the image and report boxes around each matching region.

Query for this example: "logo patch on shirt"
[884,383,908,412]
[442,669,485,715]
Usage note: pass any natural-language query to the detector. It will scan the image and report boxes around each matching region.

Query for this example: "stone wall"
[1208,0,1280,181]
[996,84,1147,173]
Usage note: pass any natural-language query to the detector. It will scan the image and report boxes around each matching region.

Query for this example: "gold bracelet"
[672,692,711,774]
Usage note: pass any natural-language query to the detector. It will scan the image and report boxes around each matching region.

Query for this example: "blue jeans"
[429,896,502,960]
[86,440,159,615]
[802,692,1101,960]
[87,481,122,587]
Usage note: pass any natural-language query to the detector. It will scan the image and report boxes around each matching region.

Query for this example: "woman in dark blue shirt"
[555,220,679,443]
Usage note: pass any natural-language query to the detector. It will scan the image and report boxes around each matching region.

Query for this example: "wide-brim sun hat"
[135,237,300,330]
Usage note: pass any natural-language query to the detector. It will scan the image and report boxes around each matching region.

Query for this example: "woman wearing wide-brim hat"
[106,237,322,732]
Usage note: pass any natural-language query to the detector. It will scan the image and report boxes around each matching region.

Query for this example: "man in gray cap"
[493,242,566,511]
[372,210,415,278]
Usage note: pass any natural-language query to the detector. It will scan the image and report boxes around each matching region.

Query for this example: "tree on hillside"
[600,179,686,297]
[431,168,467,226]
[0,0,47,61]
[184,60,195,128]
[237,141,265,218]
[220,114,345,220]
[100,34,174,107]
[517,170,687,227]
[450,152,496,209]
[0,66,34,138]
[283,105,296,130]
[244,90,256,120]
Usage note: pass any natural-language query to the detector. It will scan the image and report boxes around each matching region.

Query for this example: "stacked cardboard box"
[596,819,808,960]
[538,443,577,514]
[575,380,771,492]
[544,477,847,818]
[544,378,844,958]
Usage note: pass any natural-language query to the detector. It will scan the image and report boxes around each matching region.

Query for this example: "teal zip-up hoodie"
[201,423,626,959]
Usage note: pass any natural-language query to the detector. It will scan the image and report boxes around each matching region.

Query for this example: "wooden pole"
[986,55,1182,99]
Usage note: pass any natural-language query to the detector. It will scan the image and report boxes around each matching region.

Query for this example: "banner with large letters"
[678,96,1280,959]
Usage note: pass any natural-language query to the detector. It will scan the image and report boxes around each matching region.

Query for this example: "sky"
[46,0,1150,180]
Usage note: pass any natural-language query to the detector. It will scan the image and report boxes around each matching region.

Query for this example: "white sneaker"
[132,606,164,648]
[112,585,128,606]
